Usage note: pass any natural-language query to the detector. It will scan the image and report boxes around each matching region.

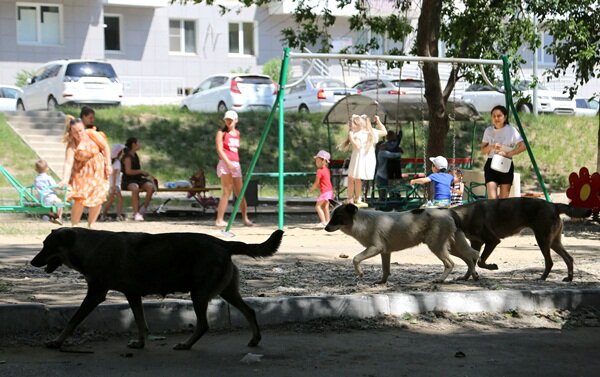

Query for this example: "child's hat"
[429,155,448,169]
[111,144,126,159]
[313,150,330,163]
[223,110,238,121]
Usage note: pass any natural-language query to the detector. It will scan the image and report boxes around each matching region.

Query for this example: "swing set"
[222,48,551,233]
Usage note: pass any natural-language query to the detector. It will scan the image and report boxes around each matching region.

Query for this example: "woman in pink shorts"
[309,150,334,227]
[215,110,253,227]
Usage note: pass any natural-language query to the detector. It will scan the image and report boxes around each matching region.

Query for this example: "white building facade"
[0,0,595,103]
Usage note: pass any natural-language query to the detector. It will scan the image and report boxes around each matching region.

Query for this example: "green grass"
[2,107,598,195]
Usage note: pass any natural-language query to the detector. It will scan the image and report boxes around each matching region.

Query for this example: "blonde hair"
[338,114,372,151]
[63,115,82,145]
[35,159,48,174]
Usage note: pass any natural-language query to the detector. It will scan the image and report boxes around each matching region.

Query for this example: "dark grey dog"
[451,197,591,281]
[325,204,480,283]
[31,228,284,350]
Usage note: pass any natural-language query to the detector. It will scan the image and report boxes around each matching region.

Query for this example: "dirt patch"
[1,214,599,306]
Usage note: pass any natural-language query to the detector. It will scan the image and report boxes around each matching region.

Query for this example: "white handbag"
[490,154,512,173]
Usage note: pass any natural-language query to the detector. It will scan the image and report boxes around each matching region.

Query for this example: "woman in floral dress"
[59,115,111,228]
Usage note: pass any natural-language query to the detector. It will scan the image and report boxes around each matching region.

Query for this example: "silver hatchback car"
[181,74,277,113]
[284,76,358,113]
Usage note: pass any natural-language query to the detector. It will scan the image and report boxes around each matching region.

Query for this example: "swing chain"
[418,61,428,201]
[450,62,458,167]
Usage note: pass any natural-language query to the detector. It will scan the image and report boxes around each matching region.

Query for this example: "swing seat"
[0,164,69,215]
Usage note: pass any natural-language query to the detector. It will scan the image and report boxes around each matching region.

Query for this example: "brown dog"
[451,197,591,281]
[31,228,283,350]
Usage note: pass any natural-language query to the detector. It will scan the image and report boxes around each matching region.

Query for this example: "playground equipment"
[223,49,551,232]
[0,164,68,215]
[566,167,600,220]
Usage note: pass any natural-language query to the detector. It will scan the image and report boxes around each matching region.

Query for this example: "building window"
[169,19,196,54]
[104,14,121,52]
[538,31,557,65]
[17,4,61,45]
[228,22,255,55]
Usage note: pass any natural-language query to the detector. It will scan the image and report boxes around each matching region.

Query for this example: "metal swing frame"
[223,49,550,231]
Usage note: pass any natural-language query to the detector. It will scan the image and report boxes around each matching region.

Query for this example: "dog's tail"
[555,204,592,219]
[226,230,284,258]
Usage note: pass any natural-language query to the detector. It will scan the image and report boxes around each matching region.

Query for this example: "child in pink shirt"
[309,150,334,227]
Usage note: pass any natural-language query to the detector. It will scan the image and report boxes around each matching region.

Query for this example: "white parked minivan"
[16,60,123,111]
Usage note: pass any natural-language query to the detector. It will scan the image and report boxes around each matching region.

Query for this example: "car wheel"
[518,103,532,113]
[299,104,309,113]
[16,100,25,111]
[217,102,228,113]
[47,97,58,111]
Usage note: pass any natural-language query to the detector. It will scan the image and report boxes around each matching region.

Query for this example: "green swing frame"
[0,164,68,215]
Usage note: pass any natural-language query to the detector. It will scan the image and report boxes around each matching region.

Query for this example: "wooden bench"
[155,186,221,213]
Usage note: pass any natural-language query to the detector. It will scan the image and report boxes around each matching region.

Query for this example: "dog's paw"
[247,336,261,347]
[45,340,62,349]
[375,279,388,285]
[127,339,145,349]
[478,262,498,270]
[562,276,573,282]
[173,343,192,351]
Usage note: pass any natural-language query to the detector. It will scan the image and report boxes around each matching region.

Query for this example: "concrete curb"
[2,289,600,336]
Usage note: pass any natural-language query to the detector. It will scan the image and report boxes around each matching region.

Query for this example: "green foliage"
[262,58,290,83]
[14,69,36,88]
[230,66,251,74]
[2,108,595,195]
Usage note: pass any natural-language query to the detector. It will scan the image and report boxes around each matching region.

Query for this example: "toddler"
[309,150,333,227]
[449,168,465,206]
[34,159,63,225]
[410,155,454,206]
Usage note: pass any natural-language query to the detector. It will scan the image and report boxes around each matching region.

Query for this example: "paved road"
[2,324,600,377]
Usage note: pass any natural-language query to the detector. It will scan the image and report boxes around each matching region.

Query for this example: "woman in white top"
[480,105,526,199]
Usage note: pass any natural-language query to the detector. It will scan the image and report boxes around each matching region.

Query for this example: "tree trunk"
[416,0,448,168]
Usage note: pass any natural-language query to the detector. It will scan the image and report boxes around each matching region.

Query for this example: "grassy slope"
[1,107,598,194]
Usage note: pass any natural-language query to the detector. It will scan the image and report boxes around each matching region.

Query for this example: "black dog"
[451,197,591,281]
[31,228,283,350]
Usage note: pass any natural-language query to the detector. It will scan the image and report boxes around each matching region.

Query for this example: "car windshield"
[311,78,346,88]
[234,76,272,85]
[65,62,117,79]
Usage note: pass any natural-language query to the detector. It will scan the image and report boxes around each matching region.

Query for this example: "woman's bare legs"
[216,174,233,226]
[315,200,329,225]
[499,184,512,198]
[347,177,356,203]
[70,200,84,226]
[140,182,155,212]
[233,177,252,225]
[87,204,102,228]
[486,182,498,200]
[355,179,363,203]
[128,184,140,213]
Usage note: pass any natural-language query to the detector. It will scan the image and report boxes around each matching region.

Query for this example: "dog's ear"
[57,228,77,248]
[345,203,358,215]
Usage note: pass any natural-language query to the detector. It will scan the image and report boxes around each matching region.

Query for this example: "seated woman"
[121,137,155,221]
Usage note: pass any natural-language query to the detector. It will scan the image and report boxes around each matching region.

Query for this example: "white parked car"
[352,77,425,96]
[16,59,123,111]
[0,85,22,111]
[181,74,277,113]
[574,98,599,116]
[461,82,576,115]
[284,76,358,113]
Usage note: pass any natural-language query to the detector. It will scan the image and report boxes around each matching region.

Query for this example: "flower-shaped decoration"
[566,167,600,212]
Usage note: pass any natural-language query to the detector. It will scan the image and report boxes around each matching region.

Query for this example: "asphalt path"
[1,323,600,377]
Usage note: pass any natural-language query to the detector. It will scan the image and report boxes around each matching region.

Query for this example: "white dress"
[347,130,379,180]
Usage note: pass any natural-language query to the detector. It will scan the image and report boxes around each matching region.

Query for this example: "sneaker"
[355,201,369,208]
[134,212,144,221]
[50,218,63,226]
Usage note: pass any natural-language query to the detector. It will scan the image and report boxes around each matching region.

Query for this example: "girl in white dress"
[340,114,387,207]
